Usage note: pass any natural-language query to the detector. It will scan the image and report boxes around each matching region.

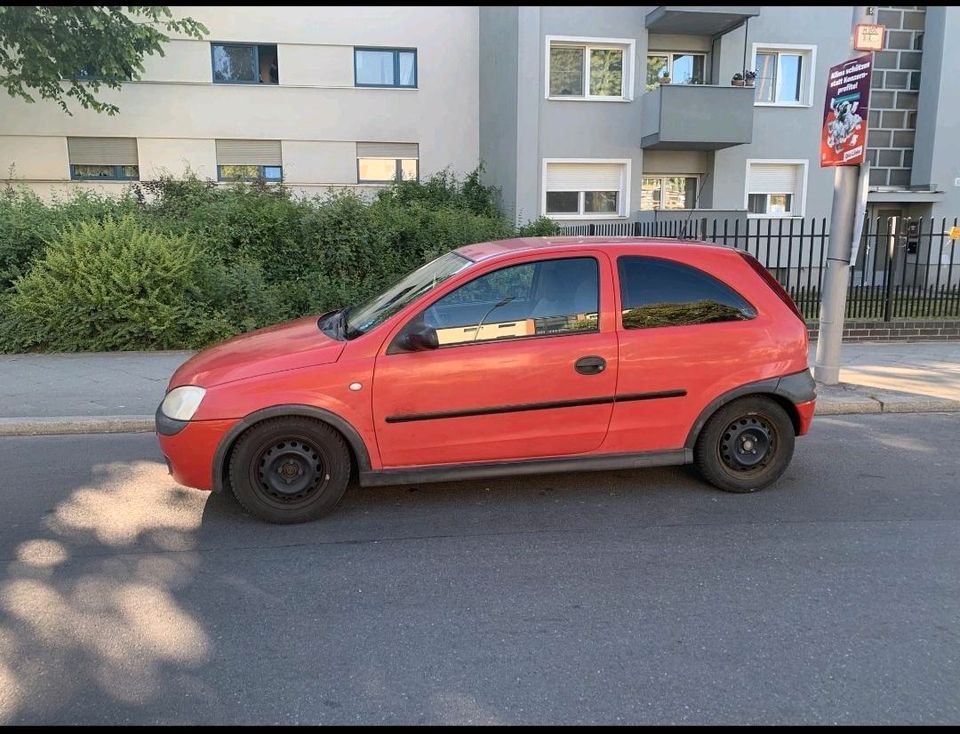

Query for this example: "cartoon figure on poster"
[826,95,863,154]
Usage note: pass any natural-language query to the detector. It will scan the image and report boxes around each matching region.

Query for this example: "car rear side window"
[617,256,756,329]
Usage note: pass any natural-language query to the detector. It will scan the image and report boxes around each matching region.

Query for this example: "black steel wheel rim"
[719,415,776,473]
[255,438,327,505]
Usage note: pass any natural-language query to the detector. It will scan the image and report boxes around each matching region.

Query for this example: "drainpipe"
[814,6,875,385]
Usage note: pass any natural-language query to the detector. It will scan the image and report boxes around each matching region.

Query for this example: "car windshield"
[345,251,472,338]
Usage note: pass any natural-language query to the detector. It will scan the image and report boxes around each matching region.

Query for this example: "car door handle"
[575,356,606,375]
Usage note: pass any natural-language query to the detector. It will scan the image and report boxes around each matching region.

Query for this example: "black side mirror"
[395,322,439,353]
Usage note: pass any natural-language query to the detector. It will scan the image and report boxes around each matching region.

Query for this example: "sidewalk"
[0,342,958,435]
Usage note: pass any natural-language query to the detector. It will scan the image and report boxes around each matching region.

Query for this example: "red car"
[157,237,815,524]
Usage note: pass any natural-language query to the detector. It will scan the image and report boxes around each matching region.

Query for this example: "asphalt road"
[1,413,958,725]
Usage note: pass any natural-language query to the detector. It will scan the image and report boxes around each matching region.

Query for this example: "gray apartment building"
[479,5,958,230]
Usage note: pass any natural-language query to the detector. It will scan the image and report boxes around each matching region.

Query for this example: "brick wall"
[865,6,926,187]
[807,319,960,342]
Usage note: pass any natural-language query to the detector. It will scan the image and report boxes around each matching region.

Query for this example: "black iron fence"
[558,216,960,320]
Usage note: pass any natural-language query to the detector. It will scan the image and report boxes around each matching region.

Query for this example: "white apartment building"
[0,6,480,198]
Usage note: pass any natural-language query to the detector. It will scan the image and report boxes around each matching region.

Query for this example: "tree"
[0,6,207,116]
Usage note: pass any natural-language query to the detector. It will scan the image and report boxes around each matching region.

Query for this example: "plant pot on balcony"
[660,77,671,85]
[731,76,745,87]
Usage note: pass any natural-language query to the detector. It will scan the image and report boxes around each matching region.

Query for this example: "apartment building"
[0,6,956,229]
[0,6,479,198]
[480,5,959,227]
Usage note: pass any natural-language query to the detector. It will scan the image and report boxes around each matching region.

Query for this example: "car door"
[372,252,619,468]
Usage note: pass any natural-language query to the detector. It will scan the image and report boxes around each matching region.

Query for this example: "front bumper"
[156,417,239,491]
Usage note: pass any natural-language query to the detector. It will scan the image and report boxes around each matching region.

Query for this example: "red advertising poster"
[820,53,872,167]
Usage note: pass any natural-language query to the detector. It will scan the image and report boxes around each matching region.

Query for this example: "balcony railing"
[640,84,755,150]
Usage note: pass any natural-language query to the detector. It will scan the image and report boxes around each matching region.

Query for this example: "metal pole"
[883,216,897,322]
[813,5,874,385]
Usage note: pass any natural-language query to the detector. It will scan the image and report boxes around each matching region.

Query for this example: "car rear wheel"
[228,417,351,524]
[693,396,795,493]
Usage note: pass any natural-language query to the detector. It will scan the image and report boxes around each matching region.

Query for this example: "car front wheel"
[228,417,351,524]
[693,396,795,493]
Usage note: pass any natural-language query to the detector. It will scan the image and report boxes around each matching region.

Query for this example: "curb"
[813,386,960,416]
[0,416,155,437]
[816,401,960,415]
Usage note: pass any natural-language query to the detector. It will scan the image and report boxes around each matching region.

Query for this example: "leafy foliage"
[0,6,207,115]
[0,185,137,288]
[0,167,561,352]
[621,300,748,329]
[0,216,229,351]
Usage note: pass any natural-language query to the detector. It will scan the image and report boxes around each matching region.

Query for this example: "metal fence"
[558,216,960,320]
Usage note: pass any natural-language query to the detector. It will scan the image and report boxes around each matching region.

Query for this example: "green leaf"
[0,6,207,115]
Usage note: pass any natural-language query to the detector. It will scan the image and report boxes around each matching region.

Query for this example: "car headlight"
[160,386,206,421]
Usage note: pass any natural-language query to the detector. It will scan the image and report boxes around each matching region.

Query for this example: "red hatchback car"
[157,237,816,524]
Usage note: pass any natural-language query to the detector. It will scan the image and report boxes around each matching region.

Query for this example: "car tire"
[693,396,795,493]
[228,417,351,524]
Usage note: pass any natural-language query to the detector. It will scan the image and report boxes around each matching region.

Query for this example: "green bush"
[0,215,232,351]
[0,186,136,289]
[0,166,561,352]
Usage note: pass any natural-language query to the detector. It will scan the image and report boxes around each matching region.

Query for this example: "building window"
[744,160,807,217]
[354,48,417,88]
[215,140,283,182]
[218,165,283,182]
[546,36,635,101]
[542,159,630,218]
[356,143,419,183]
[211,43,278,84]
[752,44,815,105]
[748,193,793,215]
[646,53,706,90]
[640,176,698,210]
[67,137,139,180]
[618,256,756,329]
[420,257,600,347]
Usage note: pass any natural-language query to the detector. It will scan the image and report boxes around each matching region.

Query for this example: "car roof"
[455,236,734,262]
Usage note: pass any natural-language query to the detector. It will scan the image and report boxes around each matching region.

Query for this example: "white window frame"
[541,158,632,220]
[645,52,708,88]
[545,35,636,102]
[743,158,809,218]
[640,174,701,211]
[751,43,816,108]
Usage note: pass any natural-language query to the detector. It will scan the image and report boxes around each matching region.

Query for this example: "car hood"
[169,314,345,388]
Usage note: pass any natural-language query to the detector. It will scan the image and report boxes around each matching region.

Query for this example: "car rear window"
[617,255,756,329]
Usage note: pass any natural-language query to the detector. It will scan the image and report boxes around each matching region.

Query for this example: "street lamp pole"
[814,5,875,385]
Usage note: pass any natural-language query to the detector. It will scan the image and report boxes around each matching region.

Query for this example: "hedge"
[0,168,559,352]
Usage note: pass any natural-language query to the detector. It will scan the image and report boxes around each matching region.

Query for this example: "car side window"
[618,256,756,329]
[419,257,600,346]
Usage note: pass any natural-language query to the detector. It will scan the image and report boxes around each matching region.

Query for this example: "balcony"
[644,6,760,36]
[640,84,755,151]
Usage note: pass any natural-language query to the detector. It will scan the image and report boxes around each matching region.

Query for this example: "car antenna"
[678,171,711,241]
